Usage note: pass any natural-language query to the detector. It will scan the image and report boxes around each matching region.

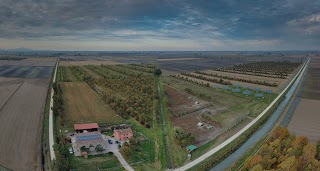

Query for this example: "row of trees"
[195,71,278,87]
[118,64,155,74]
[179,73,232,85]
[171,74,212,87]
[52,82,70,171]
[216,61,300,78]
[244,127,320,171]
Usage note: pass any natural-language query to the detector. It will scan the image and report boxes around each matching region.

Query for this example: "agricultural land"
[288,56,320,142]
[0,58,55,171]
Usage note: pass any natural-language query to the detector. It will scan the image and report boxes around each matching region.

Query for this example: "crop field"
[171,61,301,93]
[0,65,53,78]
[288,99,320,142]
[300,56,320,99]
[162,76,271,146]
[0,78,51,171]
[0,57,56,66]
[61,82,123,125]
[158,56,301,73]
[0,57,55,171]
[288,56,320,143]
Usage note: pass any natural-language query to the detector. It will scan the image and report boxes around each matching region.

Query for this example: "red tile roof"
[114,128,133,135]
[74,123,99,130]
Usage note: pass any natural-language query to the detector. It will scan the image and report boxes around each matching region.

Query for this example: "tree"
[278,156,298,171]
[155,68,162,76]
[95,144,104,152]
[129,137,136,145]
[173,127,186,140]
[120,145,132,159]
[299,143,317,170]
[80,146,88,152]
[244,155,262,170]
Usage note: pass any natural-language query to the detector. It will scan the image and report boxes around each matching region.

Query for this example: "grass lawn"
[61,82,124,126]
[69,153,124,171]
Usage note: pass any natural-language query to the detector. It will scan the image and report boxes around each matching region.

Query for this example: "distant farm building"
[114,128,133,141]
[74,123,99,133]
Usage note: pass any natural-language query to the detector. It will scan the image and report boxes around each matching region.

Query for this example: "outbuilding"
[74,123,99,133]
[186,145,197,153]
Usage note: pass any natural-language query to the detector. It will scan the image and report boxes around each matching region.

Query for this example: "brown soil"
[288,98,320,142]
[300,57,320,100]
[172,108,224,146]
[288,56,320,142]
[0,78,50,171]
[0,58,56,66]
[164,85,210,116]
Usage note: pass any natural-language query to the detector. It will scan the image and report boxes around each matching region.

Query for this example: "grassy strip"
[160,77,187,168]
[157,76,171,168]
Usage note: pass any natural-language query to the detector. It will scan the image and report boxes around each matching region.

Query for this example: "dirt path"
[49,59,58,161]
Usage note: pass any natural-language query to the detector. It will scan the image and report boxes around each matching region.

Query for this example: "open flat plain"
[0,58,55,171]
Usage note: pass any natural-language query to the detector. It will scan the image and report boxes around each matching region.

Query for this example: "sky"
[0,0,319,51]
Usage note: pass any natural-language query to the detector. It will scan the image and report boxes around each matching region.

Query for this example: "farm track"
[157,77,173,169]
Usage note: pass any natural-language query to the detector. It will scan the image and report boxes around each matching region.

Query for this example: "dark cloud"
[0,0,319,49]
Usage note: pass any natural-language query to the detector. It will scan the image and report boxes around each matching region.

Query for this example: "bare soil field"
[164,85,210,116]
[288,56,320,143]
[0,65,53,78]
[60,60,122,66]
[288,98,320,142]
[61,82,123,125]
[172,107,224,146]
[0,58,56,66]
[0,78,50,171]
[300,57,320,100]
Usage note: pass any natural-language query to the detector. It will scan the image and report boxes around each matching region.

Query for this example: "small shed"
[197,122,203,127]
[186,145,197,153]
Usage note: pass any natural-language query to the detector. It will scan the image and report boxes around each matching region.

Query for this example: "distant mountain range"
[0,48,35,51]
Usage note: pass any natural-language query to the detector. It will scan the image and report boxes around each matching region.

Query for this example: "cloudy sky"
[0,0,319,51]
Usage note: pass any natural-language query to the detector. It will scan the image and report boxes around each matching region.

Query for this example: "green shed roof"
[186,145,197,151]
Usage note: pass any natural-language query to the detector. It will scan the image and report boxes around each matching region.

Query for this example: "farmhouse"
[74,123,99,133]
[73,132,105,156]
[114,128,133,141]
